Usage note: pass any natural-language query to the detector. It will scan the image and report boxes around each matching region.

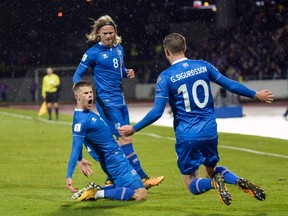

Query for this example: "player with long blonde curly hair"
[86,15,122,45]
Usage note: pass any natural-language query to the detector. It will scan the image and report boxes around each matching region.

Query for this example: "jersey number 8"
[113,58,119,68]
[177,80,209,112]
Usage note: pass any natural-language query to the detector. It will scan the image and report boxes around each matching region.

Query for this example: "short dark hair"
[73,80,92,93]
[163,33,186,54]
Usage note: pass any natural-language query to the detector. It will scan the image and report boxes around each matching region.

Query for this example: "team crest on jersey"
[182,62,188,67]
[81,53,88,62]
[91,117,96,122]
[102,54,108,59]
[74,123,81,132]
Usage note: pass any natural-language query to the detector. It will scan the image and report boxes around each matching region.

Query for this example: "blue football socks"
[189,178,213,195]
[215,166,239,185]
[104,187,135,201]
[121,143,148,179]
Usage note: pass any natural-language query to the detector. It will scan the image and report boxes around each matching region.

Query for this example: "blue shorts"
[176,137,220,175]
[101,149,144,190]
[96,102,130,138]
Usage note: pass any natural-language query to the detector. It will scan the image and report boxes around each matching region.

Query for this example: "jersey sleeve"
[204,60,222,82]
[66,121,87,178]
[66,135,84,178]
[215,76,256,98]
[73,51,94,83]
[133,97,167,132]
[155,74,169,99]
[119,45,128,78]
[204,60,256,98]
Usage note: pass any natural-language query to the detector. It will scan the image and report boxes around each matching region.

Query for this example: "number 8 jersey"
[155,58,223,142]
[73,42,128,106]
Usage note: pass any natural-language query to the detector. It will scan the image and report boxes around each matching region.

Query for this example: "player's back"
[160,59,220,141]
[72,109,120,161]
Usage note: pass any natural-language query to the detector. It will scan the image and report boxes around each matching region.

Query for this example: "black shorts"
[45,92,59,103]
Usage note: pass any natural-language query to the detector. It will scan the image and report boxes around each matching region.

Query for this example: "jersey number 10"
[177,80,209,112]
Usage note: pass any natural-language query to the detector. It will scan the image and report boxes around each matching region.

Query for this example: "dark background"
[0,0,287,81]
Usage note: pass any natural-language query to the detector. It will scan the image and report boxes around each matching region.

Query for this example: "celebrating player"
[66,81,147,201]
[73,15,164,188]
[119,33,273,205]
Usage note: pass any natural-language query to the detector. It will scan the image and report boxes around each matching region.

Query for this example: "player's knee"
[134,188,147,201]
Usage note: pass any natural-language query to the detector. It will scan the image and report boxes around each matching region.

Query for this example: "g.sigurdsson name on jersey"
[170,66,207,83]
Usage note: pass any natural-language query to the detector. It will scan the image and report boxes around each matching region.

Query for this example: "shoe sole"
[213,174,232,205]
[237,178,266,201]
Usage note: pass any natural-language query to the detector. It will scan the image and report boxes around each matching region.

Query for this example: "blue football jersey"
[73,42,127,106]
[155,58,222,141]
[72,108,120,160]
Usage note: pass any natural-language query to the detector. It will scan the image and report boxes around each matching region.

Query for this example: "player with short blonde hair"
[66,80,147,202]
[119,33,273,205]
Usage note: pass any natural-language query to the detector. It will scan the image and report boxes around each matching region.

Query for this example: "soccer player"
[66,80,147,201]
[42,67,60,120]
[72,15,164,188]
[119,33,274,205]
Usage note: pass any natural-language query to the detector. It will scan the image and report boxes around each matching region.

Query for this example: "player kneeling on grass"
[66,80,147,201]
[119,33,274,205]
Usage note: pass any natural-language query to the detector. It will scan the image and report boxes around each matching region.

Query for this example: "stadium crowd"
[1,2,287,82]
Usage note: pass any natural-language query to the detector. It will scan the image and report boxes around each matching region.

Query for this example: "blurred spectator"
[0,83,8,102]
[28,80,37,102]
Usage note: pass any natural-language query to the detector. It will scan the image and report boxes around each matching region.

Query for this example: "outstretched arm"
[215,76,273,103]
[119,97,168,136]
[66,136,84,192]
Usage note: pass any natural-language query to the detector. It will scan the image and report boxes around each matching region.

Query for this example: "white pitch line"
[0,111,33,120]
[138,132,288,159]
[1,111,288,159]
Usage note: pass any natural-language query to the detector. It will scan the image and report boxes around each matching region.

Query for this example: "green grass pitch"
[0,107,288,216]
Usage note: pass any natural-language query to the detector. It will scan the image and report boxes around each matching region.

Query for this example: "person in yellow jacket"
[42,67,61,120]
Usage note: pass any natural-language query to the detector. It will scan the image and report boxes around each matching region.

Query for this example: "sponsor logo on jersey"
[74,123,81,132]
[103,54,108,59]
[81,53,88,62]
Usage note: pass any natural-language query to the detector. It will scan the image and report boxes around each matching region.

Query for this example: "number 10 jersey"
[155,58,222,142]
